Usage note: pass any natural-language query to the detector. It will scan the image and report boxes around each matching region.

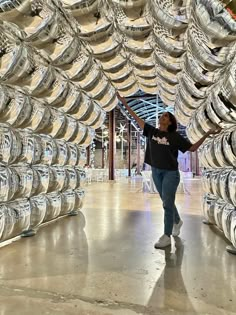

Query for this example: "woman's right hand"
[117,93,125,102]
[116,93,145,130]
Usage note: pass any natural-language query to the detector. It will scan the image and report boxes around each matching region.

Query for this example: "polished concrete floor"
[0,177,235,315]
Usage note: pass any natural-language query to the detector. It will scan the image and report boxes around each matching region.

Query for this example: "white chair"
[141,171,152,192]
[103,169,109,181]
[85,169,92,184]
[178,171,190,194]
[96,169,104,182]
[131,169,136,177]
[115,169,122,179]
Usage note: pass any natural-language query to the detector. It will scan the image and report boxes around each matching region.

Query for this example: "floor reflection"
[147,237,197,315]
[0,179,236,315]
[0,212,88,281]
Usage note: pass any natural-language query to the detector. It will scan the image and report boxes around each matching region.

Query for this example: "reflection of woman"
[147,238,197,313]
[118,94,221,248]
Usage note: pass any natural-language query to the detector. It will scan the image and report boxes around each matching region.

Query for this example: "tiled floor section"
[0,178,235,315]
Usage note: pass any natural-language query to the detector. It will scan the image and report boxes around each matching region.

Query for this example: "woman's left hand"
[207,127,222,136]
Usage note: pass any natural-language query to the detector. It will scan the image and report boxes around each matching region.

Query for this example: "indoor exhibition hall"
[0,0,236,314]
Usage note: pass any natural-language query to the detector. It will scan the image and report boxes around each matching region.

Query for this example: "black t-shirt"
[143,123,192,170]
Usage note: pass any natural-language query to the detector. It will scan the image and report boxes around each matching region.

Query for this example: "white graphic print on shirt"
[152,135,170,145]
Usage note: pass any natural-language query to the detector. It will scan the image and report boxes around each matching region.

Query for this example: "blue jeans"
[152,167,180,236]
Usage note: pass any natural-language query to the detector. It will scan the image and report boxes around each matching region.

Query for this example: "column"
[137,132,141,175]
[196,150,200,176]
[109,109,115,180]
[86,146,90,166]
[102,145,105,169]
[190,151,193,173]
[127,120,131,177]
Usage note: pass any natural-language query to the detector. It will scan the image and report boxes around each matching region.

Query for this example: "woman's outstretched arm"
[117,93,145,130]
[188,128,222,152]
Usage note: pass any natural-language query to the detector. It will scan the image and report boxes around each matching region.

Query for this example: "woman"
[117,94,221,249]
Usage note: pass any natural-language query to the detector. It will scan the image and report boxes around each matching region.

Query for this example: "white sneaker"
[154,235,171,249]
[172,220,183,237]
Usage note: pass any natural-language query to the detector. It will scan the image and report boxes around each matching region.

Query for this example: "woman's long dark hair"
[167,112,178,132]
